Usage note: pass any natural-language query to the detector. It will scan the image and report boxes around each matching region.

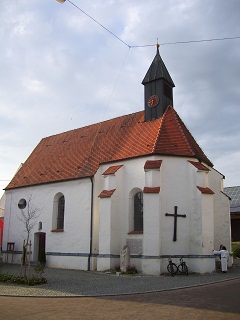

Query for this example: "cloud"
[0,0,240,195]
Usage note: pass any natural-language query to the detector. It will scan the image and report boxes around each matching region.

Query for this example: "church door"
[38,233,46,262]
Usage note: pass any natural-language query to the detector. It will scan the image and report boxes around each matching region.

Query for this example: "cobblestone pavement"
[1,263,240,297]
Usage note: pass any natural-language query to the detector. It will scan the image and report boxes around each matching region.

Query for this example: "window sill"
[51,229,64,232]
[128,231,143,235]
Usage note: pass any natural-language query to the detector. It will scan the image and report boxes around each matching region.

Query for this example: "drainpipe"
[88,176,94,271]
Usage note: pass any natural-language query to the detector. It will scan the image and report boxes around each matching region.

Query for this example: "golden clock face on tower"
[147,95,159,108]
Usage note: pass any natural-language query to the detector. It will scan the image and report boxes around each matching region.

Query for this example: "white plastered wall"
[3,179,93,269]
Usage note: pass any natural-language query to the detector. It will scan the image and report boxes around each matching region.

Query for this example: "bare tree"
[17,194,42,280]
[17,195,42,245]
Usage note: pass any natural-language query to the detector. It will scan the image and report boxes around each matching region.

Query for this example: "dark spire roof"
[142,46,175,87]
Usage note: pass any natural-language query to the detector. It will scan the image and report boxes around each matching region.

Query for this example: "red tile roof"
[144,160,162,170]
[98,189,116,198]
[188,161,210,171]
[143,187,160,193]
[6,106,213,190]
[197,186,215,194]
[102,165,123,175]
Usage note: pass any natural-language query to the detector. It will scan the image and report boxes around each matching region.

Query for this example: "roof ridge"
[42,110,144,140]
[152,106,168,150]
[172,107,213,165]
[169,107,195,155]
[153,106,213,166]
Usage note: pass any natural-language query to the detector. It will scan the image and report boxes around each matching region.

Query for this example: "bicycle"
[167,257,188,276]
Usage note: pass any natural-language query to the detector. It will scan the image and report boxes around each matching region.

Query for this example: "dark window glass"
[57,196,65,229]
[18,198,27,209]
[134,192,143,231]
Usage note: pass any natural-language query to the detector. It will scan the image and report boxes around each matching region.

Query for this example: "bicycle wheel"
[178,263,188,275]
[167,263,178,276]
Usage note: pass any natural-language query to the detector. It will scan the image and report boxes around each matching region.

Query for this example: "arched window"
[134,191,143,231]
[52,193,65,232]
[57,196,65,230]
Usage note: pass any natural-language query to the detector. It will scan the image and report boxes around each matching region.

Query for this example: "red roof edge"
[144,160,162,170]
[197,186,215,195]
[143,187,160,193]
[188,161,210,171]
[102,165,123,175]
[98,189,116,198]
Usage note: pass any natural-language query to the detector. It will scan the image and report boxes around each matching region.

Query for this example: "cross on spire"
[165,206,186,241]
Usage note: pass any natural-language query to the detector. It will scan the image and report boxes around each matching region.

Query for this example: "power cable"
[67,0,130,48]
[64,0,240,49]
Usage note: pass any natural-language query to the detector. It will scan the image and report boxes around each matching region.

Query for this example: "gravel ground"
[1,262,240,297]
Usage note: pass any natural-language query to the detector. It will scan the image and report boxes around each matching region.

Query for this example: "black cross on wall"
[165,206,186,241]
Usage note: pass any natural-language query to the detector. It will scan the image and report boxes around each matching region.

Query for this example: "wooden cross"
[165,206,186,241]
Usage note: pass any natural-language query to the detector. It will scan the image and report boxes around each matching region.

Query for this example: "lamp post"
[56,0,66,3]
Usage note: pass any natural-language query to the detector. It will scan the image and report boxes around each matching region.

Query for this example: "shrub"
[113,265,121,273]
[0,273,47,285]
[34,264,45,278]
[126,265,138,274]
[233,247,240,258]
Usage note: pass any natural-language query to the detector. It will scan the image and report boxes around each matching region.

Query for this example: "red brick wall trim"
[102,165,123,175]
[51,229,64,232]
[128,231,143,235]
[188,161,209,171]
[197,186,215,194]
[144,160,162,170]
[143,187,160,193]
[98,189,116,198]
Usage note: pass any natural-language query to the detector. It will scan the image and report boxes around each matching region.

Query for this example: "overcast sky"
[0,0,240,196]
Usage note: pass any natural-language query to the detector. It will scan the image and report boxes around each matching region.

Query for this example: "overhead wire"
[67,0,130,48]
[63,0,240,147]
[65,0,240,49]
[3,1,239,183]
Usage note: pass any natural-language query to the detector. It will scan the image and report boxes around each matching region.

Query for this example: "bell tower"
[142,45,175,121]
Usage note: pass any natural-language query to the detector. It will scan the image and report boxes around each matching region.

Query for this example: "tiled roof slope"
[6,106,212,190]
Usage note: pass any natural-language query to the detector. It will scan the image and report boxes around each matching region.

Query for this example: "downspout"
[88,176,94,271]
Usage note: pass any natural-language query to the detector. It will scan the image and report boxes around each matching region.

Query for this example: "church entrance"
[33,232,46,263]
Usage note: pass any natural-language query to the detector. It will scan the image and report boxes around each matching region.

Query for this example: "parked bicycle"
[167,257,188,276]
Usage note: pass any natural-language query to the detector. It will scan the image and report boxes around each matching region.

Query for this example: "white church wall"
[3,178,93,269]
[189,191,215,273]
[142,192,161,275]
[3,153,230,274]
[200,192,214,254]
[97,155,221,275]
[208,168,232,259]
[98,197,112,271]
[160,157,192,256]
[145,170,160,187]
[97,157,146,272]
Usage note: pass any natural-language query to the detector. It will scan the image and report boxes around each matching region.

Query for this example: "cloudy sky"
[0,0,240,196]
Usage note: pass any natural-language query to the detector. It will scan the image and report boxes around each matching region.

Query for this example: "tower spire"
[142,46,175,121]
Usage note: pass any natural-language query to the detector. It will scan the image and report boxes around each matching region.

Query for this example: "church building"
[2,47,231,275]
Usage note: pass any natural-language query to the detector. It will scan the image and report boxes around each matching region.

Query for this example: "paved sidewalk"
[1,262,240,297]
